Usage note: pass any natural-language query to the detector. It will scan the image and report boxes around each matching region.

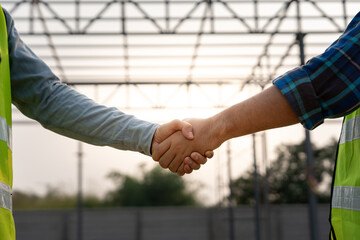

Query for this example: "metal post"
[227,141,235,240]
[252,134,261,240]
[207,208,214,240]
[77,141,83,240]
[75,0,80,33]
[254,0,259,32]
[296,1,319,239]
[262,131,271,240]
[342,0,348,28]
[30,1,34,34]
[165,0,170,33]
[304,130,319,240]
[135,210,142,240]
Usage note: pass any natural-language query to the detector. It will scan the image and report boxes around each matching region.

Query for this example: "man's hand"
[181,151,214,175]
[151,119,211,175]
[152,85,301,175]
[152,117,222,175]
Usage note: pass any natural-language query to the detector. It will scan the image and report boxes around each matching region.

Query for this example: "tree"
[13,166,200,209]
[232,138,337,204]
[13,185,102,209]
[104,166,200,207]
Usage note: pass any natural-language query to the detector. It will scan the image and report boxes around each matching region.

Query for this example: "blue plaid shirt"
[274,12,360,130]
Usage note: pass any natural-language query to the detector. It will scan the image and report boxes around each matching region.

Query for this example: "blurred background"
[2,0,357,239]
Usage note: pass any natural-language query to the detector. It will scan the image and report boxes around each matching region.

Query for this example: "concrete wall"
[13,204,331,240]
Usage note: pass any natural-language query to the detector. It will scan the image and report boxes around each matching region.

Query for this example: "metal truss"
[4,1,349,226]
[2,0,358,109]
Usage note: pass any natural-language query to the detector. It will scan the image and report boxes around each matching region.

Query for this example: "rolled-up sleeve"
[273,12,360,130]
[4,8,158,156]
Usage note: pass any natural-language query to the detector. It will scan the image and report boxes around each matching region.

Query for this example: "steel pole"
[227,141,235,240]
[253,134,261,240]
[262,131,271,240]
[296,1,319,238]
[77,141,83,240]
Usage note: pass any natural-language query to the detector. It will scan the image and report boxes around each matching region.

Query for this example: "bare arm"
[152,85,300,175]
[214,85,299,142]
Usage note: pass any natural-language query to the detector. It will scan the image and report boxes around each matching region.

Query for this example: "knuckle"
[169,165,176,172]
[171,119,181,126]
[193,164,200,170]
[152,154,159,162]
[159,160,168,169]
[200,157,208,164]
[151,149,160,161]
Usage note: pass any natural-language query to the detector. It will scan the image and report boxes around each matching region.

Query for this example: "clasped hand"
[151,118,221,176]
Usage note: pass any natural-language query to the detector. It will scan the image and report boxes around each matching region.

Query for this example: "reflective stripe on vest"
[331,108,360,240]
[332,186,360,211]
[339,113,360,144]
[0,181,11,211]
[0,116,12,150]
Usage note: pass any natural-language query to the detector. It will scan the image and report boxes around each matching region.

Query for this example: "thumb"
[154,119,194,143]
[180,121,194,140]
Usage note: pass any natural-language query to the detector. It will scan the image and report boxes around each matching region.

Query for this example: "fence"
[14,204,331,240]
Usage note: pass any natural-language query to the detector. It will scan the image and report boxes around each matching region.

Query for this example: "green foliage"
[232,138,337,204]
[13,185,103,210]
[104,166,200,207]
[13,186,73,209]
[13,166,199,209]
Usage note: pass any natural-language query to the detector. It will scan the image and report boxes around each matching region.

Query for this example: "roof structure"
[2,0,358,109]
[3,3,350,236]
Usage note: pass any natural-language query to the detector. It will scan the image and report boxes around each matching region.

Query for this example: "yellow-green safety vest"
[331,107,360,240]
[0,4,16,240]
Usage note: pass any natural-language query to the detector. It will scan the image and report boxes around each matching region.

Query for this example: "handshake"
[150,86,300,176]
[151,117,224,176]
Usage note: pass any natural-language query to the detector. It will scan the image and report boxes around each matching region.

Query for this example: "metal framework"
[2,0,358,109]
[3,2,351,239]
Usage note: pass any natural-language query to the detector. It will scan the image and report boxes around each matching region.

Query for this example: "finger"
[190,152,208,165]
[158,144,176,169]
[184,165,193,174]
[153,120,181,143]
[168,153,185,173]
[154,119,193,143]
[184,156,201,170]
[177,162,185,175]
[152,139,171,162]
[180,121,194,140]
[177,162,186,176]
[168,151,187,173]
[205,150,214,159]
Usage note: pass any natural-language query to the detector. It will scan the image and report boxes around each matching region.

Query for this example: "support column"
[297,30,320,240]
[77,142,83,240]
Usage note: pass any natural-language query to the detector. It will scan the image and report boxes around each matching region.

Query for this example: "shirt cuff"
[273,66,324,130]
[141,123,159,156]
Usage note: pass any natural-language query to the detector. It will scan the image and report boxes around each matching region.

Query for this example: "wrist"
[207,115,227,148]
[150,127,159,156]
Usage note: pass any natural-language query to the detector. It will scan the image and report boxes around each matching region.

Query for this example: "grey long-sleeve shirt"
[3,8,158,156]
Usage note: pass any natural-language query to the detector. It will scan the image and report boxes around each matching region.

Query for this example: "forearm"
[6,8,158,155]
[32,85,158,155]
[211,85,300,142]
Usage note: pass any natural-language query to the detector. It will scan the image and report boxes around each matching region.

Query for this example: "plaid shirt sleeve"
[273,12,360,130]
